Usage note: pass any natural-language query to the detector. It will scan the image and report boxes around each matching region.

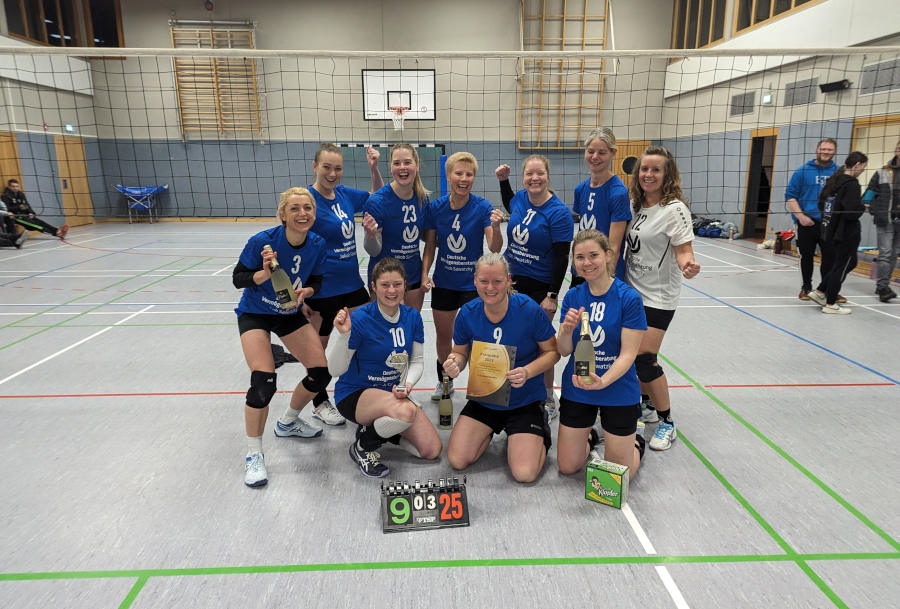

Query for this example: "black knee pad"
[635,353,664,383]
[246,371,277,408]
[301,366,331,394]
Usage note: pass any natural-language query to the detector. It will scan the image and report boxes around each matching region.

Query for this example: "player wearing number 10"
[328,258,442,478]
[233,188,331,487]
[443,253,560,483]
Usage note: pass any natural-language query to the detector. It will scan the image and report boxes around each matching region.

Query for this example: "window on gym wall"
[671,0,727,49]
[3,0,123,47]
[734,0,816,34]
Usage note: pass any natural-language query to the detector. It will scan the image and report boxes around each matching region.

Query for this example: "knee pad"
[373,415,412,439]
[635,353,664,383]
[246,371,277,408]
[301,366,331,394]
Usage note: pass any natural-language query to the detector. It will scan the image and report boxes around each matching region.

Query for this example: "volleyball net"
[0,45,898,239]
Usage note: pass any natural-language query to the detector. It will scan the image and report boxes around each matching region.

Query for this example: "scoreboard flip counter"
[380,476,470,533]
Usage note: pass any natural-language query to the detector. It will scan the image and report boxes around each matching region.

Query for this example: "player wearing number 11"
[233,187,330,487]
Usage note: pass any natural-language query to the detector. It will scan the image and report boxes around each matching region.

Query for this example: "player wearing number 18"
[328,258,442,478]
[556,229,647,479]
[443,253,560,483]
[233,187,331,487]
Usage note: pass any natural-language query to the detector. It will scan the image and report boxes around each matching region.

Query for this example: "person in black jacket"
[865,139,899,302]
[1,179,68,239]
[806,152,868,315]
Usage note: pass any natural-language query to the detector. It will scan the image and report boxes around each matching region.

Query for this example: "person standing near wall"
[785,139,838,301]
[865,139,900,303]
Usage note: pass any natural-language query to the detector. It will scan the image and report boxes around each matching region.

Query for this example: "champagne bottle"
[438,374,453,429]
[263,245,299,310]
[573,311,595,384]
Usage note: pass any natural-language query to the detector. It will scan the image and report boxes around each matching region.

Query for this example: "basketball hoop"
[388,105,408,131]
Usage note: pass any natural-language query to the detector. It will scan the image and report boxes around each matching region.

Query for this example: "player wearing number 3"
[233,187,330,488]
[328,258,442,478]
[443,253,560,483]
[421,152,504,401]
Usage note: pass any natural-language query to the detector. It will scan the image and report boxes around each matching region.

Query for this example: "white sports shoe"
[430,379,454,401]
[821,303,851,315]
[274,417,323,438]
[807,290,827,306]
[244,452,268,487]
[313,400,346,426]
[544,394,559,420]
[649,420,677,451]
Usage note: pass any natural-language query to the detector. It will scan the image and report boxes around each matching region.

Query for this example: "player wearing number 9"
[443,253,560,483]
[328,258,442,478]
[233,187,330,488]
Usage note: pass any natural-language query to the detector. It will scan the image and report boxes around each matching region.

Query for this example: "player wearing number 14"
[233,188,330,487]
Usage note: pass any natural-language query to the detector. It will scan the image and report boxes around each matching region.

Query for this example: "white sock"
[278,406,302,426]
[247,435,263,455]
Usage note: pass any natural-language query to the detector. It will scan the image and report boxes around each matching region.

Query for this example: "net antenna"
[388,105,409,132]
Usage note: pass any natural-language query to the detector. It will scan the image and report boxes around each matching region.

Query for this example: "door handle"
[62,178,68,189]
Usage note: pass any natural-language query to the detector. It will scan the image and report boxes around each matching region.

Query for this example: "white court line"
[0,305,154,386]
[0,310,235,316]
[694,240,797,267]
[699,269,794,274]
[211,263,235,276]
[693,250,752,271]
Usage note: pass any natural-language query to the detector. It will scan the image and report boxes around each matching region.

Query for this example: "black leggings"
[816,234,860,305]
[16,216,59,237]
[796,222,834,290]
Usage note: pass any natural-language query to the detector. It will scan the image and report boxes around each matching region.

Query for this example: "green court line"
[661,354,900,552]
[1,258,212,352]
[1,551,897,582]
[118,577,147,609]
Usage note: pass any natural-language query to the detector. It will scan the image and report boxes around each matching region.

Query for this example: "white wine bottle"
[573,311,595,384]
[263,245,299,310]
[438,374,453,429]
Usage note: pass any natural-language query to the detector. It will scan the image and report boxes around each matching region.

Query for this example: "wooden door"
[0,132,23,185]
[614,140,651,189]
[54,136,94,227]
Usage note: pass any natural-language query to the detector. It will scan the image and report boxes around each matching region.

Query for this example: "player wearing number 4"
[421,152,504,402]
[233,188,331,487]
[328,258,442,478]
[303,143,384,426]
[444,253,560,483]
[624,147,700,451]
[557,229,647,479]
[364,143,430,312]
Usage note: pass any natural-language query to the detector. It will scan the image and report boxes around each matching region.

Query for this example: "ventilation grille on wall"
[730,91,756,116]
[859,58,900,95]
[784,78,818,107]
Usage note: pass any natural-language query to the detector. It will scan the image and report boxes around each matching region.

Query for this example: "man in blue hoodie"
[785,138,838,300]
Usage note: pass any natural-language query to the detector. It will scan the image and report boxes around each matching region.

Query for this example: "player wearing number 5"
[364,144,429,312]
[328,258,442,478]
[624,147,700,452]
[443,253,560,483]
[421,152,503,401]
[557,229,647,479]
[233,188,330,488]
[303,143,384,427]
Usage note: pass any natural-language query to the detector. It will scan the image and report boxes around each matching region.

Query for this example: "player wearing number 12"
[233,188,331,487]
[556,229,647,479]
[421,152,504,402]
[443,253,560,483]
[328,258,442,478]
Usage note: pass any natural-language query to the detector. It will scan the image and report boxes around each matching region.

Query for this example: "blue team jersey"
[334,301,426,404]
[559,280,646,406]
[504,190,574,283]
[453,293,556,410]
[573,176,631,279]
[364,184,425,282]
[423,194,493,291]
[235,225,327,316]
[308,184,368,298]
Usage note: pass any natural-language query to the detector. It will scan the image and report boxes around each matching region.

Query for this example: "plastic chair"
[114,184,169,223]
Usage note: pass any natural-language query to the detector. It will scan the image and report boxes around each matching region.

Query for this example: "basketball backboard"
[362,69,435,121]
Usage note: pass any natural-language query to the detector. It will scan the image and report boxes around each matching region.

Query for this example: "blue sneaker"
[349,441,390,478]
[274,418,323,438]
[649,420,676,451]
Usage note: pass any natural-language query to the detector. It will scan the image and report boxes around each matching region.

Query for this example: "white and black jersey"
[624,199,694,310]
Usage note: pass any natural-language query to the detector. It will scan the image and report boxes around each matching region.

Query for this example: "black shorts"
[559,397,640,436]
[431,286,479,312]
[644,306,676,331]
[336,388,366,423]
[459,400,551,450]
[237,311,308,337]
[305,287,370,336]
[511,274,551,306]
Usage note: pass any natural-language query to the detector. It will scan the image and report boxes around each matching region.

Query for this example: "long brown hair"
[628,146,685,213]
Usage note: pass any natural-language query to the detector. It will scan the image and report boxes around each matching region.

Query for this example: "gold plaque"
[466,340,516,407]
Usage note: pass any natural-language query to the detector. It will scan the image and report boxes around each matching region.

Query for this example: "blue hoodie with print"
[785,158,838,221]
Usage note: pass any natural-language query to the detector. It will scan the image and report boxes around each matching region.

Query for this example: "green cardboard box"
[585,457,629,509]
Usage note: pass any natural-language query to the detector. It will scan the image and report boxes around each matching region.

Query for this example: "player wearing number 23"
[443,253,560,483]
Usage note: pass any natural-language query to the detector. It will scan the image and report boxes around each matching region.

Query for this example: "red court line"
[0,382,891,399]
